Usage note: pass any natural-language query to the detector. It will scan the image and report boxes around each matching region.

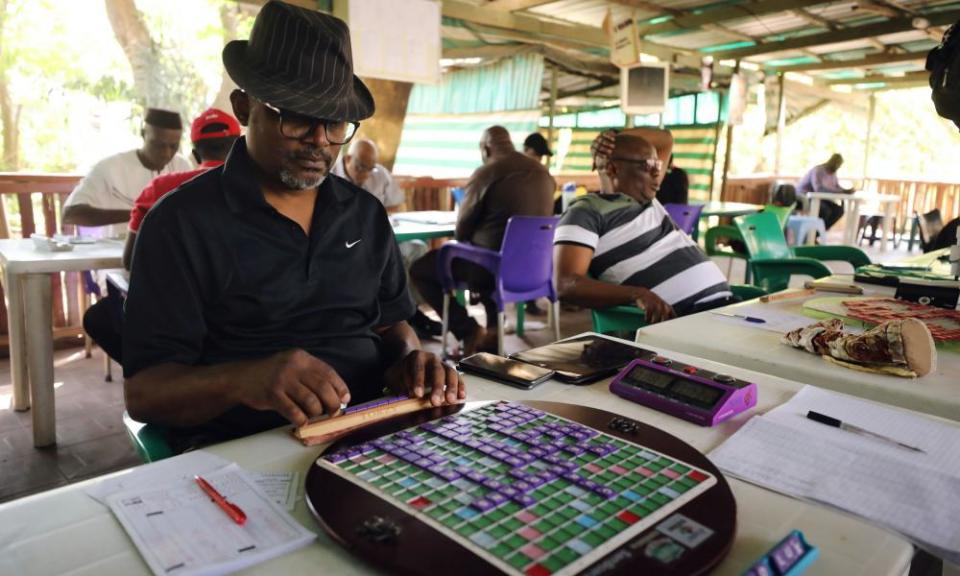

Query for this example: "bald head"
[344,138,379,186]
[480,125,515,163]
[606,134,661,203]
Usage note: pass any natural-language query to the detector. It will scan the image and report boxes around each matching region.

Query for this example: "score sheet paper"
[710,386,960,562]
[106,464,314,576]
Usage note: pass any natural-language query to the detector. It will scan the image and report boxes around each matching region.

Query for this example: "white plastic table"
[806,191,900,250]
[0,336,914,576]
[635,280,960,421]
[0,238,123,447]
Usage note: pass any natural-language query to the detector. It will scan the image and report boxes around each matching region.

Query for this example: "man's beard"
[278,147,332,190]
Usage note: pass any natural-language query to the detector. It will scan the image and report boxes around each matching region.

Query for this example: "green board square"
[540,536,561,551]
[534,519,555,533]
[507,552,532,570]
[599,472,617,483]
[673,482,693,494]
[584,493,603,506]
[633,484,652,496]
[558,506,579,520]
[473,516,493,529]
[557,546,581,563]
[541,483,558,495]
[656,457,673,468]
[504,517,524,531]
[531,489,548,501]
[671,463,691,474]
[651,493,670,505]
[442,515,462,528]
[607,519,629,533]
[543,555,567,572]
[545,512,567,526]
[488,508,507,521]
[564,522,585,536]
[457,524,477,536]
[503,502,521,514]
[532,504,551,517]
[613,496,631,509]
[506,534,527,549]
[427,507,447,520]
[489,524,510,538]
[491,543,513,558]
[599,502,618,516]
[582,531,605,547]
[556,492,574,504]
[594,524,617,539]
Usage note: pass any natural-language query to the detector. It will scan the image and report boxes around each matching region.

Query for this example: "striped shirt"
[555,193,731,314]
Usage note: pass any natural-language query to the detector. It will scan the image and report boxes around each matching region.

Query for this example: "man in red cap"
[122,108,241,269]
[84,109,242,364]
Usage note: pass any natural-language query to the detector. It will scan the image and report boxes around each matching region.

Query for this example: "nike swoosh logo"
[345,239,362,248]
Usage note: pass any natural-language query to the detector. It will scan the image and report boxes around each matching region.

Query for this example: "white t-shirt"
[64,150,192,237]
[331,156,405,209]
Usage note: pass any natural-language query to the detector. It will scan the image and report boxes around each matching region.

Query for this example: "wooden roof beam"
[767,51,925,72]
[441,0,702,67]
[825,70,928,85]
[635,0,827,36]
[485,0,558,11]
[709,9,960,59]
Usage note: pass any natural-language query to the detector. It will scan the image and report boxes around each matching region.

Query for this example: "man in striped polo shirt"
[554,132,733,323]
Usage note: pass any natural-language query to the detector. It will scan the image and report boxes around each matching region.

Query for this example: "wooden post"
[862,93,876,179]
[547,64,558,146]
[774,72,786,176]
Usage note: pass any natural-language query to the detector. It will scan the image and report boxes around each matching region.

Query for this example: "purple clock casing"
[609,357,758,426]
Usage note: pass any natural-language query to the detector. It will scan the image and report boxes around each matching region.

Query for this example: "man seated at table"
[122,108,241,270]
[796,153,853,230]
[122,2,462,449]
[331,138,441,338]
[409,125,555,354]
[62,108,192,237]
[554,132,733,324]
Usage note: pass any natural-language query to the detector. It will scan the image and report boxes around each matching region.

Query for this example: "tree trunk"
[104,0,165,108]
[0,0,20,170]
[211,3,241,113]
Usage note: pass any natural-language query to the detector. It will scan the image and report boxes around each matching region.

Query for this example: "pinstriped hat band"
[222,1,375,122]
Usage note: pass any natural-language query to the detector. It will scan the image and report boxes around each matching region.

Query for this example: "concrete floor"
[0,228,918,504]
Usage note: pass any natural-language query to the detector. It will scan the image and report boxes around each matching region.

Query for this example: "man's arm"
[623,127,674,169]
[124,350,352,428]
[122,231,136,270]
[554,244,675,323]
[62,204,131,227]
[376,321,464,405]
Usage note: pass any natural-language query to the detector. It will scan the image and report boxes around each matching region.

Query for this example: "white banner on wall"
[348,0,441,85]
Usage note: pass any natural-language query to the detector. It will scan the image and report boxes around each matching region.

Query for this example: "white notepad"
[709,386,960,563]
[106,464,315,576]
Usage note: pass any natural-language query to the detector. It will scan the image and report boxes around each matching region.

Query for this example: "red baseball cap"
[190,108,241,143]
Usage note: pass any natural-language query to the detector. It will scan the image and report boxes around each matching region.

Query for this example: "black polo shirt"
[123,137,415,436]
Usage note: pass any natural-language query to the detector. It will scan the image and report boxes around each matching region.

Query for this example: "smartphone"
[458,352,555,390]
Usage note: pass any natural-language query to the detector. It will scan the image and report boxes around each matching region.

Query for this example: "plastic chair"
[437,216,561,356]
[123,411,175,462]
[906,209,944,253]
[703,204,789,283]
[735,212,870,293]
[591,284,769,335]
[663,203,704,236]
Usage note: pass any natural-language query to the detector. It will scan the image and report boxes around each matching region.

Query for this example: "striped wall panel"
[547,124,720,201]
[393,110,541,178]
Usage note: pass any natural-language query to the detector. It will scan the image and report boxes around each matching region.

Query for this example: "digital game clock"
[609,356,758,426]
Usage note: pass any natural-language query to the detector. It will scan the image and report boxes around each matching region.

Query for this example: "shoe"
[409,310,443,339]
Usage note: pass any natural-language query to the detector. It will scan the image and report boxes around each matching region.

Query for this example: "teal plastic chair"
[734,212,870,293]
[590,284,769,334]
[704,204,793,284]
[123,411,175,462]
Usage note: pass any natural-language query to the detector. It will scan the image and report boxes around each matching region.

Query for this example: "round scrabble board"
[305,400,736,575]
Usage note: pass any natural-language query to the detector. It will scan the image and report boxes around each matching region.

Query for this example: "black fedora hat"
[222,1,375,122]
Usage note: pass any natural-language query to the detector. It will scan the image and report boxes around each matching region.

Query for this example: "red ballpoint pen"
[195,475,247,525]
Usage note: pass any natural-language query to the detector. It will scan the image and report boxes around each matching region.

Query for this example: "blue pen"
[711,311,766,324]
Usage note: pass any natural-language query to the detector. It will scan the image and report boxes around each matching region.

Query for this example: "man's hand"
[635,288,676,324]
[384,350,465,406]
[239,349,351,427]
[590,129,618,171]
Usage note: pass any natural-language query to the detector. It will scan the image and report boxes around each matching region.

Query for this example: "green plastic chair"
[590,284,769,334]
[704,204,793,284]
[735,212,870,293]
[123,411,175,463]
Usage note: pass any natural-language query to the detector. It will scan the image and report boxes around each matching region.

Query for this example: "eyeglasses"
[609,156,663,173]
[261,101,359,145]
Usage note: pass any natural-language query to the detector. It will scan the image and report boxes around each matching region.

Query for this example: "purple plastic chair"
[663,203,704,236]
[437,216,561,356]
